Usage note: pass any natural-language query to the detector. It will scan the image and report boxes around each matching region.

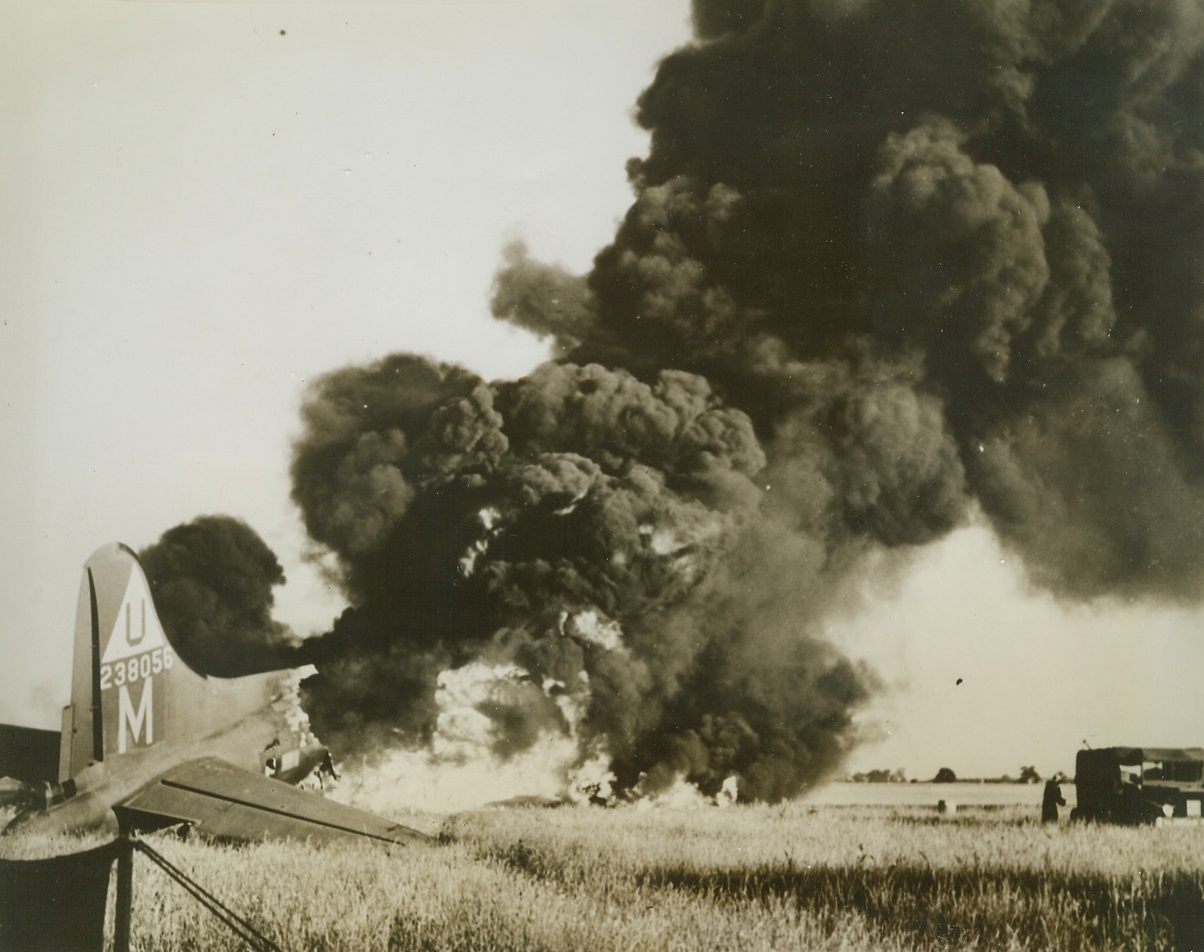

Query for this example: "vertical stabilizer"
[61,544,173,779]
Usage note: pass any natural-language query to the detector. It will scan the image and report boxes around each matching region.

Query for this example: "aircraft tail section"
[60,544,177,779]
[9,544,424,848]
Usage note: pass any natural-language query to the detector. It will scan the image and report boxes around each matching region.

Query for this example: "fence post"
[114,835,133,952]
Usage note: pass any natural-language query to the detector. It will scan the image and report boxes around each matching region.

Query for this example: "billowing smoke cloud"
[290,356,871,801]
[494,0,1204,601]
[291,0,1203,803]
[140,516,302,677]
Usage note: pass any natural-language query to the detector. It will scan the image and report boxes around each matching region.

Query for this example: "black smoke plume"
[290,357,871,800]
[140,516,302,677]
[295,0,1204,801]
[495,0,1204,601]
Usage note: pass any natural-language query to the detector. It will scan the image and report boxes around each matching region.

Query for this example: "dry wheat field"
[4,802,1203,951]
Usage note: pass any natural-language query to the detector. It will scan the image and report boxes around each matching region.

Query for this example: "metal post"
[114,835,133,952]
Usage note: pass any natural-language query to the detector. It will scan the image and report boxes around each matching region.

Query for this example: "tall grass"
[3,803,1200,950]
[447,805,1203,951]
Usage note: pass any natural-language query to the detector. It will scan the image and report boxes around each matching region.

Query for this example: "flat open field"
[3,799,1202,951]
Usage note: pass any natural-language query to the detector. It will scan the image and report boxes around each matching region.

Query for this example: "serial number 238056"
[100,646,174,690]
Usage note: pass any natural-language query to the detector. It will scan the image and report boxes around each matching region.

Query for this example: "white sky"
[3,0,1201,783]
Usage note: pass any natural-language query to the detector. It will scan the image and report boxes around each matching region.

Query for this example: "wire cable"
[132,839,284,952]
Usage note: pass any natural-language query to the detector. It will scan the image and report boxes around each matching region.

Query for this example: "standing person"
[1042,777,1066,823]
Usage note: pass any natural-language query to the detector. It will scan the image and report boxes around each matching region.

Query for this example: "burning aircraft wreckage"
[149,0,1204,810]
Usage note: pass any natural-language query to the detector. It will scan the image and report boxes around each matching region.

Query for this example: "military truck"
[1073,747,1204,825]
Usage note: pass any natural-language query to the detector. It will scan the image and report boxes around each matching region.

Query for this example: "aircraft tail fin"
[60,544,177,780]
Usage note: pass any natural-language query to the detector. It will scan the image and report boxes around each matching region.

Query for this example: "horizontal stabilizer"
[117,758,428,847]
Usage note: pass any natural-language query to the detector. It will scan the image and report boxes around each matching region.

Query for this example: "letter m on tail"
[117,680,153,755]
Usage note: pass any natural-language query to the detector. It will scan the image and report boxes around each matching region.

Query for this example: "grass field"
[3,801,1202,951]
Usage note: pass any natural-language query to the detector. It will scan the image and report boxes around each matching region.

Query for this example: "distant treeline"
[844,766,1066,784]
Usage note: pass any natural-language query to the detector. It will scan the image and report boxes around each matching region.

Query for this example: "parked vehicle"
[1073,747,1204,824]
